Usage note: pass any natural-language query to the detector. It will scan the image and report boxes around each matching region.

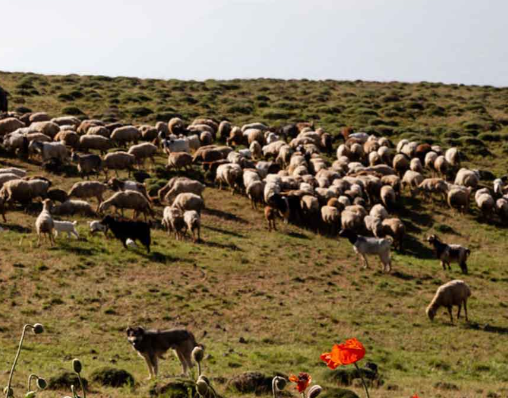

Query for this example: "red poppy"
[320,338,366,369]
[412,395,420,398]
[289,372,312,393]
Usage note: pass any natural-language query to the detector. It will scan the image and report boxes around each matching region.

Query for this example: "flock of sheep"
[0,110,502,323]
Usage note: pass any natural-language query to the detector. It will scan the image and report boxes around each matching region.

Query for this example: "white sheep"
[426,280,471,323]
[53,220,79,239]
[173,193,205,214]
[35,199,55,246]
[184,210,201,242]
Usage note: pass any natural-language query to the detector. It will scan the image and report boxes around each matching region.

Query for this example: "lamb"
[172,193,205,215]
[162,206,186,240]
[127,142,158,167]
[70,151,102,179]
[184,210,201,242]
[79,135,113,154]
[89,220,108,237]
[427,234,470,274]
[339,229,392,272]
[53,220,79,239]
[35,199,55,246]
[68,181,109,210]
[447,187,472,214]
[99,190,154,221]
[426,280,471,323]
[167,152,193,171]
[103,151,136,178]
[111,126,141,146]
[52,200,96,217]
[101,215,151,253]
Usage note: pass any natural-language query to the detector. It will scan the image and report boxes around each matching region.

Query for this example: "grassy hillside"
[1,71,508,398]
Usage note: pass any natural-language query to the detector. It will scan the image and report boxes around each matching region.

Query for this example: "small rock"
[239,337,247,344]
[90,367,134,387]
[434,381,459,391]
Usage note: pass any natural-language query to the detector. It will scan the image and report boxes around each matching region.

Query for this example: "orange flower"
[289,372,312,393]
[320,338,366,369]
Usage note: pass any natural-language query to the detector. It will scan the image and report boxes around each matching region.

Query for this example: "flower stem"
[77,372,86,398]
[272,377,277,398]
[5,324,31,397]
[197,362,202,378]
[27,374,37,392]
[354,363,370,398]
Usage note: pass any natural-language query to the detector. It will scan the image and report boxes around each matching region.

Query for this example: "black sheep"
[101,215,151,253]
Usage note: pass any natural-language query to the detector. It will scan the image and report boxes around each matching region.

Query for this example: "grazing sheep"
[184,210,201,242]
[29,141,68,162]
[216,163,242,193]
[426,280,471,323]
[339,229,392,272]
[493,178,505,198]
[168,117,185,135]
[163,179,205,204]
[99,190,153,220]
[246,180,265,209]
[321,205,341,235]
[496,198,508,222]
[167,152,193,171]
[475,192,495,219]
[79,135,113,154]
[410,158,423,173]
[52,200,96,217]
[172,193,205,214]
[162,138,191,154]
[87,125,111,137]
[52,116,81,128]
[218,120,232,142]
[107,177,149,200]
[28,121,60,138]
[424,151,438,171]
[418,178,448,202]
[68,181,109,210]
[0,118,25,136]
[380,185,396,210]
[103,151,136,178]
[35,199,55,246]
[0,179,50,204]
[71,151,102,179]
[47,188,68,203]
[427,234,470,274]
[128,142,158,168]
[340,209,364,232]
[445,147,461,169]
[101,215,151,253]
[447,187,472,214]
[111,126,141,146]
[402,170,424,194]
[55,130,79,148]
[370,204,388,220]
[380,218,405,252]
[0,173,21,189]
[393,154,409,176]
[454,168,479,189]
[162,206,186,240]
[434,155,449,179]
[53,220,79,239]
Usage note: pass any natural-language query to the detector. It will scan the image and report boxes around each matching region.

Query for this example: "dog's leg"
[142,354,154,380]
[151,355,159,378]
[175,349,189,376]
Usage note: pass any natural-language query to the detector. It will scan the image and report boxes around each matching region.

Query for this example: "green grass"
[1,71,508,397]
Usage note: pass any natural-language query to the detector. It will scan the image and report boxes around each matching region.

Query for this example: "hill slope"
[1,71,508,397]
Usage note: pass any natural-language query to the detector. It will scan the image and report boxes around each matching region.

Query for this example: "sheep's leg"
[273,219,277,231]
[457,303,462,319]
[464,300,468,322]
[441,260,446,271]
[447,306,454,324]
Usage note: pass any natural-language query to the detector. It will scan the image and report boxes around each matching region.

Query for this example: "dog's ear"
[137,326,145,335]
[126,327,133,335]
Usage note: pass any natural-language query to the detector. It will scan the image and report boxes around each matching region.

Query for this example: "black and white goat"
[339,229,392,272]
[427,234,470,274]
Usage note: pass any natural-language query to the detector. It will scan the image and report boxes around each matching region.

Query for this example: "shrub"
[478,132,501,142]
[90,367,134,387]
[61,106,86,116]
[262,109,293,120]
[128,106,153,117]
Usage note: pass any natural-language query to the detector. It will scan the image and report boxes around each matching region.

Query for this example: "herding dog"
[126,326,202,379]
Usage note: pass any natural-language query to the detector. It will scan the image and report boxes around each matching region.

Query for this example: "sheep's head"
[459,262,468,275]
[426,305,436,321]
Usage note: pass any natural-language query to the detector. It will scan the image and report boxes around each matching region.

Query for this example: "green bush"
[128,106,153,117]
[478,132,501,142]
[61,106,85,116]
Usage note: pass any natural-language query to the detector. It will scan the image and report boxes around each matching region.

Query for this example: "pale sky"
[2,0,508,86]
